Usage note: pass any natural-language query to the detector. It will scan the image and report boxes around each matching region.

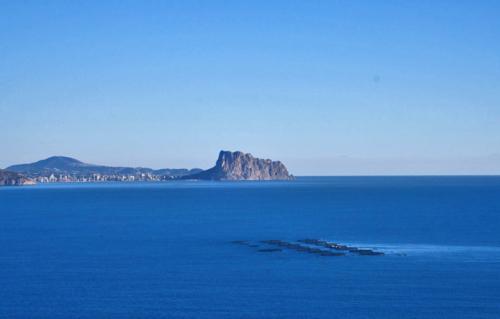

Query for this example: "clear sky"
[1,1,499,175]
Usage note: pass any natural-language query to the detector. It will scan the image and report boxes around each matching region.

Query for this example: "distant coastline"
[5,156,202,184]
[3,150,293,185]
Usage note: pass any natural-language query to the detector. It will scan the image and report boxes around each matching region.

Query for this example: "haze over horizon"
[2,1,499,175]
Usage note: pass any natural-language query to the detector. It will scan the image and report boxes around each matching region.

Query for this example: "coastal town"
[30,172,175,183]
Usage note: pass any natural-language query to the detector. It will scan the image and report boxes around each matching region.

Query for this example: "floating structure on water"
[231,238,385,257]
[298,239,385,256]
[260,239,345,256]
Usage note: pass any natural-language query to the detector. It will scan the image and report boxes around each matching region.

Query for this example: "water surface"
[1,177,500,318]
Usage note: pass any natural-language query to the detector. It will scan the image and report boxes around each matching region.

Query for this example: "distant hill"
[184,151,293,181]
[6,156,202,178]
[7,156,91,174]
[0,169,34,186]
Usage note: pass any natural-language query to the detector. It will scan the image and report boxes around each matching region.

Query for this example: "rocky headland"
[185,150,293,181]
[0,169,35,186]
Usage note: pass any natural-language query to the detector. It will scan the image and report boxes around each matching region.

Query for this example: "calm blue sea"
[1,177,500,318]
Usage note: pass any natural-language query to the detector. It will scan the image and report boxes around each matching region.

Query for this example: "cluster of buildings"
[31,173,176,183]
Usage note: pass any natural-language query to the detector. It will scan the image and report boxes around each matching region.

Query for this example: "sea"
[1,177,500,318]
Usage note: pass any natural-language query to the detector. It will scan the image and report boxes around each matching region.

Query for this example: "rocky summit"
[185,151,294,181]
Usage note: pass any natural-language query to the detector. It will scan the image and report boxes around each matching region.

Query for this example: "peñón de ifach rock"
[0,169,35,186]
[184,151,294,181]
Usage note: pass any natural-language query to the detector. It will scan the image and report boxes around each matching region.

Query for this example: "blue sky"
[1,1,499,175]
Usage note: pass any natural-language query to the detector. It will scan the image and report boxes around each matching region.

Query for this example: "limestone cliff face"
[0,169,35,186]
[186,151,294,181]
